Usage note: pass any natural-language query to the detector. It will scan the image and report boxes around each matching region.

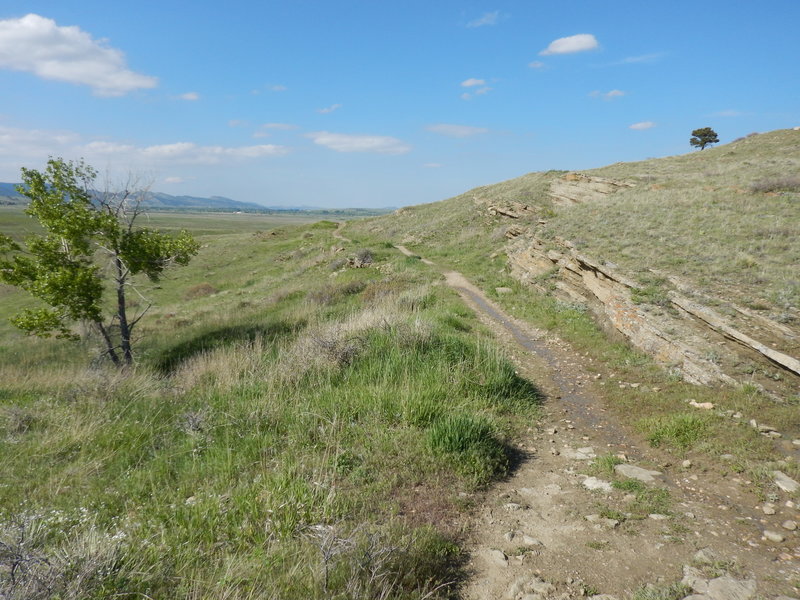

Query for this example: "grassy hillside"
[350,129,800,320]
[0,215,540,598]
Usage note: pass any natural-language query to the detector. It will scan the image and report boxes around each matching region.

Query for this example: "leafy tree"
[689,127,719,150]
[0,158,199,366]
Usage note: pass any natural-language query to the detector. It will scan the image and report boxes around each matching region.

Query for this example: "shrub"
[638,413,709,450]
[183,282,218,300]
[428,414,508,484]
[749,176,800,193]
[355,248,374,265]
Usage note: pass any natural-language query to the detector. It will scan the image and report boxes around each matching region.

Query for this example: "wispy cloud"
[0,124,287,179]
[539,33,598,56]
[163,176,185,184]
[611,52,665,65]
[711,109,744,117]
[426,124,489,138]
[0,14,157,96]
[306,131,410,154]
[461,78,486,88]
[317,103,342,114]
[178,92,199,101]
[466,11,500,28]
[253,122,297,138]
[629,121,656,130]
[423,162,442,168]
[589,89,625,101]
[528,60,546,69]
[270,84,287,92]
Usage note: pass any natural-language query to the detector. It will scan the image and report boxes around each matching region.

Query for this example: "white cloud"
[589,89,625,100]
[614,52,665,65]
[253,122,297,139]
[629,121,655,130]
[0,124,288,179]
[711,109,744,117]
[164,176,185,184]
[461,78,486,87]
[261,122,297,130]
[423,163,442,168]
[317,103,342,114]
[139,142,288,162]
[466,11,499,28]
[0,14,157,96]
[426,124,489,138]
[306,131,410,154]
[460,92,472,101]
[539,33,598,56]
[475,86,492,95]
[528,60,545,69]
[270,84,287,92]
[178,92,199,101]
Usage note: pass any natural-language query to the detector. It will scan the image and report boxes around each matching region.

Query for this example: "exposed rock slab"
[549,173,634,206]
[615,464,662,483]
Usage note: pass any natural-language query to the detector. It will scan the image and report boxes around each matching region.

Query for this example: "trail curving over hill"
[393,244,799,600]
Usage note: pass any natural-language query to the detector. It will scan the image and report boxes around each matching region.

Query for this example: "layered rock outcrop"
[507,236,799,395]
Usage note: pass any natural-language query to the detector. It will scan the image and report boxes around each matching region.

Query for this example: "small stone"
[765,431,782,439]
[682,459,692,469]
[504,530,520,542]
[649,513,669,520]
[757,423,776,433]
[732,412,742,419]
[582,477,613,492]
[504,502,523,511]
[485,548,508,567]
[693,548,718,565]
[495,287,513,294]
[522,535,543,546]
[792,439,800,447]
[615,463,662,483]
[762,503,776,515]
[720,454,735,461]
[705,576,757,600]
[782,520,797,531]
[749,419,758,428]
[546,427,558,435]
[689,400,715,410]
[763,530,786,543]
[773,471,800,493]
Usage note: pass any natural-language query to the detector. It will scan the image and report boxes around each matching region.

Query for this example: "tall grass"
[0,221,540,598]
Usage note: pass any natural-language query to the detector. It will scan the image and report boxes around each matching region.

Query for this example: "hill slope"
[349,128,800,397]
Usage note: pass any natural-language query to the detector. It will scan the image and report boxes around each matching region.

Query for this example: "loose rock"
[614,463,663,483]
[773,471,800,493]
[782,520,797,531]
[582,476,613,492]
[763,530,786,543]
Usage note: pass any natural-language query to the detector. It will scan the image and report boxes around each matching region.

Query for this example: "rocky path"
[392,244,800,600]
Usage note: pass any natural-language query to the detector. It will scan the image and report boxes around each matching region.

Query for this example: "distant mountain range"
[1,183,295,211]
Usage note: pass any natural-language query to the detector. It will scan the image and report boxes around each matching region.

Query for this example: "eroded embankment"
[505,234,800,398]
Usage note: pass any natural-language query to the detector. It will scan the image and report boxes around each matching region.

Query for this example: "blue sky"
[1,1,798,208]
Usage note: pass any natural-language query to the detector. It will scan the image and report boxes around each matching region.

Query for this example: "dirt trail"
[333,221,352,243]
[394,244,800,600]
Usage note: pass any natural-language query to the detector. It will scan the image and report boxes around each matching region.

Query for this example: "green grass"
[0,215,541,598]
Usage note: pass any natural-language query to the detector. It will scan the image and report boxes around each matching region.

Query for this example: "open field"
[2,131,799,598]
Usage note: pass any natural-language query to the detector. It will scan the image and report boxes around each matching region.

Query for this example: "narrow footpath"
[393,244,799,600]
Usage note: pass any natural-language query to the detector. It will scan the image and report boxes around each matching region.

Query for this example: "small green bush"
[638,413,709,450]
[428,414,508,485]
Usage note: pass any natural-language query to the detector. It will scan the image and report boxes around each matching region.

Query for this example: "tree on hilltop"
[690,127,719,150]
[0,158,199,366]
